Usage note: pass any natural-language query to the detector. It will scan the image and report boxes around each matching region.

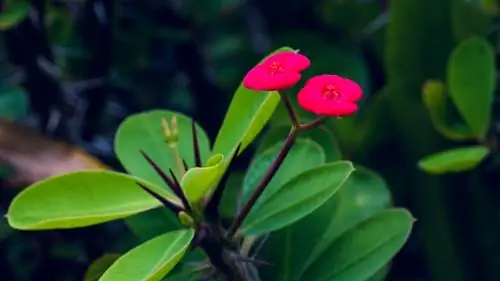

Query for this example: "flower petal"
[339,77,363,102]
[260,52,310,72]
[298,82,359,116]
[243,67,269,90]
[305,75,343,87]
[243,66,300,91]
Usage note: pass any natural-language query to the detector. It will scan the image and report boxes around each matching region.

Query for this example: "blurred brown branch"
[0,119,108,187]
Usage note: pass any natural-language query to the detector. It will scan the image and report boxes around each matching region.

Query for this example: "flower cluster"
[243,51,362,117]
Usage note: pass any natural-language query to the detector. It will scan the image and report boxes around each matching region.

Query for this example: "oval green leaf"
[212,47,294,158]
[85,254,121,281]
[301,209,414,281]
[114,110,211,188]
[447,36,496,138]
[258,166,393,281]
[0,1,31,31]
[241,161,354,236]
[418,145,490,174]
[99,229,194,281]
[241,139,326,211]
[7,170,179,230]
[422,80,475,141]
[181,153,225,203]
[258,125,341,162]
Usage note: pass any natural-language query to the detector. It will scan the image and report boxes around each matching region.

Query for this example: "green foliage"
[181,153,225,203]
[241,139,326,209]
[259,166,393,281]
[85,254,121,281]
[301,209,414,281]
[241,161,354,236]
[124,208,181,243]
[258,125,342,161]
[99,229,194,281]
[6,171,178,230]
[0,86,29,120]
[0,1,31,30]
[115,110,211,184]
[447,36,496,139]
[212,47,293,158]
[418,145,490,174]
[422,80,475,141]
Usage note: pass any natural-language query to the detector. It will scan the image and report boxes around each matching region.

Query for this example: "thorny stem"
[226,103,327,238]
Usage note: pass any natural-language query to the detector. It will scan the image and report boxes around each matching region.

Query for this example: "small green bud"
[178,211,195,228]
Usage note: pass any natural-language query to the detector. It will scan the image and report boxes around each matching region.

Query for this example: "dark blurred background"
[1,0,500,281]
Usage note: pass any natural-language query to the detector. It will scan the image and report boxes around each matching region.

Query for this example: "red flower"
[298,75,363,116]
[243,51,310,91]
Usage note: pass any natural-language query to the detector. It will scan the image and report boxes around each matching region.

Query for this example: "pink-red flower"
[298,75,363,116]
[243,51,310,91]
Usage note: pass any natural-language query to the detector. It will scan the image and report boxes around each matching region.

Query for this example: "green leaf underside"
[85,254,121,281]
[447,36,496,138]
[181,153,225,203]
[212,47,295,159]
[241,161,354,236]
[114,110,211,188]
[418,145,490,174]
[258,125,342,162]
[302,209,414,281]
[259,166,392,281]
[241,139,326,212]
[125,208,182,243]
[99,229,194,281]
[7,170,178,230]
[0,1,31,30]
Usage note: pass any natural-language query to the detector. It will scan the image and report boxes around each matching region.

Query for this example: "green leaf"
[241,161,354,236]
[301,209,414,281]
[6,171,179,230]
[0,87,29,120]
[99,229,194,281]
[241,139,326,211]
[85,254,121,281]
[219,171,245,218]
[258,166,392,281]
[422,80,476,141]
[447,36,496,138]
[212,47,294,158]
[114,110,211,188]
[125,208,181,243]
[181,153,225,203]
[418,145,490,174]
[258,125,342,162]
[0,1,31,31]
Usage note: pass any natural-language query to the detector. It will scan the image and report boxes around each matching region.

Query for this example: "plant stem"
[280,92,300,128]
[226,129,297,238]
[226,114,327,238]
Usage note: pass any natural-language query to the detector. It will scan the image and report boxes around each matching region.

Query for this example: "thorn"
[182,159,189,171]
[205,143,243,221]
[192,118,202,167]
[140,150,176,189]
[136,182,182,213]
[169,168,191,211]
[140,150,190,210]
